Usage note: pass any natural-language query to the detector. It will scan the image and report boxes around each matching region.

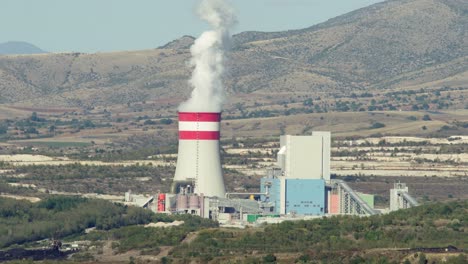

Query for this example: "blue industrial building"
[285,179,325,215]
[258,133,329,216]
[260,177,325,216]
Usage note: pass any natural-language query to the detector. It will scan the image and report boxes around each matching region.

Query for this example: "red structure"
[157,193,166,212]
[329,194,340,214]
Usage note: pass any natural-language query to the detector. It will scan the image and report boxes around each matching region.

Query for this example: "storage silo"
[189,195,200,209]
[176,194,188,211]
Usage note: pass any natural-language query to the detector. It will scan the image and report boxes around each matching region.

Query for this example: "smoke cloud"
[179,0,236,113]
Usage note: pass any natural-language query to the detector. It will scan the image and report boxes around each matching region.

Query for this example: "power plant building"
[260,133,330,216]
[261,177,325,216]
[129,124,417,223]
[278,132,331,181]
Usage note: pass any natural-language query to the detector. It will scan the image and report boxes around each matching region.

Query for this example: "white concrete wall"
[312,131,331,181]
[277,132,331,181]
[283,136,321,179]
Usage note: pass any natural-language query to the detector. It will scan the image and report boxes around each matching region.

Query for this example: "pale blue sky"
[1,0,384,53]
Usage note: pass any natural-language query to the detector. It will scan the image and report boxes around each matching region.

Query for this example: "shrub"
[370,122,385,129]
[143,119,157,125]
[159,118,173,125]
[0,124,7,134]
[422,114,431,121]
[263,254,277,263]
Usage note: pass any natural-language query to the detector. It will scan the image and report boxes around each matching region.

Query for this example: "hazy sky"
[1,0,384,53]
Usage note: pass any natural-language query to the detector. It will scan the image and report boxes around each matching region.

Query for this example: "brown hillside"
[0,0,466,110]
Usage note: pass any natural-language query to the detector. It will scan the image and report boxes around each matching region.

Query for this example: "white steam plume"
[179,0,236,113]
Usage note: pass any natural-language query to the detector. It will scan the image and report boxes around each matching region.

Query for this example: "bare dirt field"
[0,194,41,202]
[0,154,165,166]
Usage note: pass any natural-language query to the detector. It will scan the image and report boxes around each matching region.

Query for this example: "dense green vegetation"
[0,196,159,248]
[0,199,221,263]
[0,196,466,263]
[169,200,467,262]
[0,196,218,255]
[76,214,217,254]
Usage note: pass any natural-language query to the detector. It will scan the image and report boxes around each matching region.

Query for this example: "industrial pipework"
[225,184,270,199]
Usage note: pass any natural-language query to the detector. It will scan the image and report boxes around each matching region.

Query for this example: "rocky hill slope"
[0,0,466,109]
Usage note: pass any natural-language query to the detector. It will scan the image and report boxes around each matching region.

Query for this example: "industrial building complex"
[125,112,419,225]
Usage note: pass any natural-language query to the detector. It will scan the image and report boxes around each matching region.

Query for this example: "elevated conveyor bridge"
[390,182,419,211]
[332,180,378,216]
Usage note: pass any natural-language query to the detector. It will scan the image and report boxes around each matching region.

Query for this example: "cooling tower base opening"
[170,180,196,195]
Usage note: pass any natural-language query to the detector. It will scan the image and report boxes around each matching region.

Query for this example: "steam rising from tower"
[179,0,236,112]
[173,0,235,197]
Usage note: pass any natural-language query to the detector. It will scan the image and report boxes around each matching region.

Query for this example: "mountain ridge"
[0,0,466,109]
[0,41,47,55]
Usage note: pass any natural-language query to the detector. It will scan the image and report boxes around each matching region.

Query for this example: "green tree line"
[170,200,467,261]
[0,196,202,249]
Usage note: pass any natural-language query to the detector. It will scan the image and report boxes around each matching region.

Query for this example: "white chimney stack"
[173,112,225,197]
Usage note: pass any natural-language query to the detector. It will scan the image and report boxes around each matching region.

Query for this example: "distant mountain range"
[0,0,466,108]
[0,41,47,55]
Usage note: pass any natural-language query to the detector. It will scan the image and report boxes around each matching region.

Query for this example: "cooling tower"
[172,112,225,197]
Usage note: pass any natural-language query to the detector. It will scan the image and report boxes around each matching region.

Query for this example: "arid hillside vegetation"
[0,0,466,112]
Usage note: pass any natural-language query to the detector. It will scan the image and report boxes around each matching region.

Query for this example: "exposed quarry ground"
[0,134,467,206]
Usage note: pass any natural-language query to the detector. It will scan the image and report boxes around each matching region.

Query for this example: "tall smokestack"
[172,0,235,198]
[173,112,225,197]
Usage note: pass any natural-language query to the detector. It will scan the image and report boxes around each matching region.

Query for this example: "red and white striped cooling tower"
[173,112,225,197]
